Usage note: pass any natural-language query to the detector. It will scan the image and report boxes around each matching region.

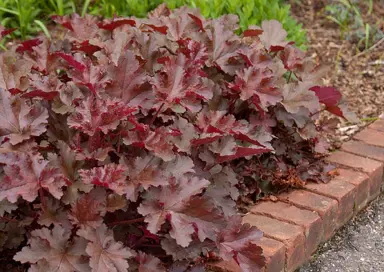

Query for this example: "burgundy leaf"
[151,53,213,113]
[23,39,58,74]
[55,52,87,72]
[138,176,224,247]
[0,88,49,145]
[243,26,263,37]
[64,55,110,94]
[217,216,265,272]
[98,18,136,31]
[177,39,209,72]
[69,191,105,229]
[72,40,102,55]
[309,86,342,107]
[143,24,168,34]
[228,66,281,108]
[148,3,171,18]
[51,15,74,30]
[23,73,62,100]
[80,164,127,195]
[217,147,271,163]
[259,20,293,52]
[282,82,320,114]
[159,7,203,41]
[136,252,166,272]
[296,58,329,84]
[14,225,90,272]
[280,44,305,70]
[124,126,176,161]
[52,14,100,41]
[121,154,194,201]
[0,26,16,39]
[326,103,358,122]
[0,151,65,203]
[162,235,214,261]
[21,89,58,100]
[205,16,245,75]
[16,39,42,53]
[78,224,135,271]
[106,51,148,103]
[37,197,71,228]
[205,166,239,216]
[68,96,136,136]
[188,13,204,31]
[0,51,33,90]
[308,86,358,121]
[0,7,355,270]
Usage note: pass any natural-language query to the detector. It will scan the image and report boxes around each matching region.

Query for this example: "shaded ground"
[299,193,384,272]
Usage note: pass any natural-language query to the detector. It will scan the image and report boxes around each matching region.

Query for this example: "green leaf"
[34,19,51,39]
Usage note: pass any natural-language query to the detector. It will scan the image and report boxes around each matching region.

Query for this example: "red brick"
[368,119,384,132]
[207,260,240,272]
[258,237,285,272]
[333,168,370,211]
[367,164,383,201]
[353,128,384,147]
[305,178,356,227]
[243,214,305,272]
[251,201,322,256]
[279,190,338,241]
[327,150,383,202]
[342,140,384,162]
[327,150,382,173]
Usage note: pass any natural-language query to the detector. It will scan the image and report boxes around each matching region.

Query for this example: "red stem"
[107,217,145,226]
[117,131,122,153]
[38,188,47,212]
[0,216,18,223]
[310,108,325,117]
[149,103,165,125]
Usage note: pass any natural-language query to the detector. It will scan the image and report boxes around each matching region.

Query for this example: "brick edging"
[212,118,384,272]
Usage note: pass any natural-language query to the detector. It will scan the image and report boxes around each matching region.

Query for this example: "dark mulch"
[289,0,384,147]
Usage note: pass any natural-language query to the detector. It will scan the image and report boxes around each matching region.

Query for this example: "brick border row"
[211,118,384,272]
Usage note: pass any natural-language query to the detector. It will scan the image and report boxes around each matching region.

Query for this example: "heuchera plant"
[0,4,355,272]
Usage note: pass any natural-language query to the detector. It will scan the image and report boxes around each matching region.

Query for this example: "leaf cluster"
[0,0,307,49]
[0,4,354,271]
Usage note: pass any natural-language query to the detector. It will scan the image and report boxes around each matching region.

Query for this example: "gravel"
[298,193,384,272]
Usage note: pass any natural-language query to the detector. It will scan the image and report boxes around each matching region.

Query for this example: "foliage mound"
[0,4,354,271]
[0,0,307,48]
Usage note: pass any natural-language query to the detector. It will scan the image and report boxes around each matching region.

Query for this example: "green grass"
[0,0,307,49]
